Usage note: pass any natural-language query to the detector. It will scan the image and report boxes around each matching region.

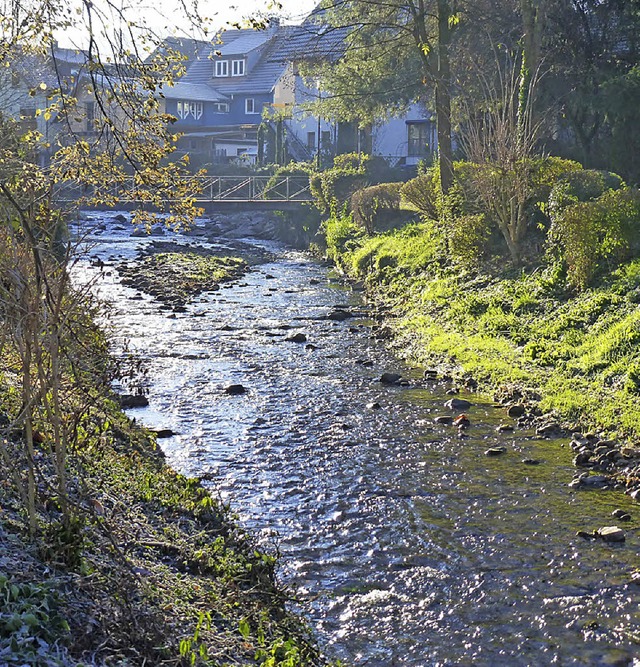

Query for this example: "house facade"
[162,13,437,169]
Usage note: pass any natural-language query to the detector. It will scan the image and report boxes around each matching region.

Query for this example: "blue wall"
[168,93,271,128]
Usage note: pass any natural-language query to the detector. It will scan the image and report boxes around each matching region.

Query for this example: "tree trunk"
[436,0,454,194]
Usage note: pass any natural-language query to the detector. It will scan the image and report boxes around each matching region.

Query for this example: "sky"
[57,0,318,49]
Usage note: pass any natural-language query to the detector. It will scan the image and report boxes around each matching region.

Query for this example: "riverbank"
[317,217,640,502]
[0,237,322,666]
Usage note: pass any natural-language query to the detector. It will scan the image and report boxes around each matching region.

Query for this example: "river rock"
[507,404,526,418]
[434,415,453,425]
[577,530,596,540]
[327,309,353,321]
[485,446,507,456]
[536,421,562,437]
[573,452,592,466]
[367,402,382,410]
[496,424,514,433]
[380,372,402,385]
[453,414,469,428]
[152,429,175,438]
[423,369,438,381]
[522,458,541,465]
[113,213,127,223]
[119,394,149,408]
[621,447,640,459]
[224,384,246,395]
[445,398,473,411]
[596,526,625,542]
[285,333,307,343]
[612,509,632,521]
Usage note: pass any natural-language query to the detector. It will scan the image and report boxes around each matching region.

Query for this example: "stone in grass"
[380,372,402,385]
[434,415,453,425]
[225,384,247,396]
[612,509,632,521]
[485,446,507,456]
[445,397,473,411]
[596,526,625,542]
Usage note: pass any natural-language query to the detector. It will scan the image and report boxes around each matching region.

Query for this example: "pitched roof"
[162,81,228,102]
[271,9,347,62]
[216,30,272,56]
[181,27,290,95]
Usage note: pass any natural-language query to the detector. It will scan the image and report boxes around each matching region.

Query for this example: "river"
[74,212,640,667]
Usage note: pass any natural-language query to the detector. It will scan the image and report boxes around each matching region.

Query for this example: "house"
[161,22,293,165]
[159,9,437,169]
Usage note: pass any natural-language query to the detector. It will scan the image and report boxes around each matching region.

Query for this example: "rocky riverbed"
[74,211,640,666]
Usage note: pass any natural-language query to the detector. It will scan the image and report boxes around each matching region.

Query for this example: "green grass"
[326,215,640,440]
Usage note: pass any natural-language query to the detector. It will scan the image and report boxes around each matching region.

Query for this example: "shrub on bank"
[548,169,625,217]
[549,187,640,288]
[350,182,408,234]
[400,169,440,219]
[323,214,364,263]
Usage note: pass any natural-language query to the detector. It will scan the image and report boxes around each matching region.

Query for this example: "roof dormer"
[214,57,246,78]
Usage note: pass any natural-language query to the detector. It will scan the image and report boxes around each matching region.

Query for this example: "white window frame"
[245,98,257,114]
[189,101,203,120]
[232,59,245,76]
[176,100,203,120]
[213,102,229,113]
[215,60,229,77]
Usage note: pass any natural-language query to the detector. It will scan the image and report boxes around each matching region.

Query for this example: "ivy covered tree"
[301,0,459,194]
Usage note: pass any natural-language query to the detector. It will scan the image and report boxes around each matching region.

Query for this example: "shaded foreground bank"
[0,243,321,666]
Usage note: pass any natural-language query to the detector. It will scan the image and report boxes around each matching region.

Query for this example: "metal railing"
[55,175,313,205]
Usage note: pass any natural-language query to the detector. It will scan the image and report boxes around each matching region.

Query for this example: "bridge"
[56,175,315,212]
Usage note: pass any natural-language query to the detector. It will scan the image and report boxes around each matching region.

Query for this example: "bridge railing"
[54,175,314,204]
[195,175,312,202]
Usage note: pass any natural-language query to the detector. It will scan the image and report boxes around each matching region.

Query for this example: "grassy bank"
[322,216,640,448]
[0,245,321,666]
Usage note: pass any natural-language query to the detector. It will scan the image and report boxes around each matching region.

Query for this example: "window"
[188,101,203,120]
[213,102,229,113]
[407,122,431,157]
[245,98,257,114]
[214,60,229,77]
[307,131,316,150]
[231,59,245,76]
[85,101,95,131]
[321,130,331,148]
[176,101,203,120]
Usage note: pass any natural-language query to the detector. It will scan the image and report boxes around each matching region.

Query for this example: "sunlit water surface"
[73,212,640,667]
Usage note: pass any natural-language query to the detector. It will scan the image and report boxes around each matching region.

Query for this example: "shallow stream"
[75,212,640,667]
